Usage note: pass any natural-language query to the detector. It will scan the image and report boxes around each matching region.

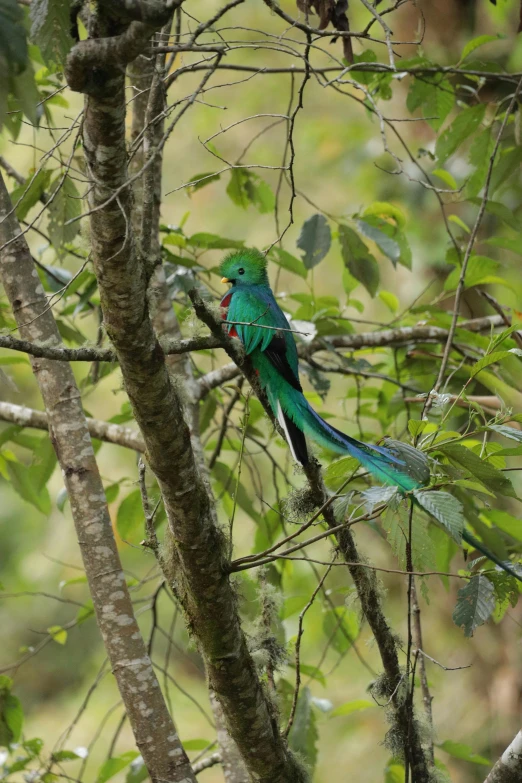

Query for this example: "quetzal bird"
[219,249,522,582]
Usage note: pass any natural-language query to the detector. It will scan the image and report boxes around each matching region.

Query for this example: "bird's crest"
[219,248,268,284]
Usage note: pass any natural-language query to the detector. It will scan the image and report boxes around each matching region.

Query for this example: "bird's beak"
[221,277,230,284]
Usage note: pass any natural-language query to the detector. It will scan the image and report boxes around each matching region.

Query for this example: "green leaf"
[76,600,94,624]
[385,758,405,783]
[438,739,490,765]
[32,436,57,492]
[424,79,455,131]
[444,255,504,291]
[378,290,399,314]
[10,62,40,126]
[48,174,81,250]
[362,201,406,229]
[452,574,495,637]
[466,127,494,198]
[4,693,23,745]
[432,168,457,189]
[186,171,221,194]
[269,247,307,278]
[490,146,522,195]
[116,490,144,544]
[483,510,522,542]
[226,168,275,213]
[472,198,520,231]
[213,462,263,525]
[187,233,244,249]
[408,419,427,439]
[437,442,515,498]
[448,214,470,233]
[280,595,309,620]
[30,0,74,67]
[7,460,51,515]
[339,224,379,296]
[183,739,212,751]
[96,751,139,783]
[288,687,318,774]
[297,214,331,269]
[0,678,23,747]
[489,424,522,443]
[288,662,325,686]
[356,219,400,265]
[0,0,27,76]
[52,750,80,762]
[322,607,359,654]
[484,236,522,256]
[414,490,464,543]
[436,104,486,164]
[460,33,503,62]
[469,350,514,377]
[47,625,67,645]
[329,699,374,718]
[323,455,358,491]
[125,756,148,783]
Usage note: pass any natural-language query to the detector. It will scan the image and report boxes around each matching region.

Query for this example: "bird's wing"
[227,288,302,392]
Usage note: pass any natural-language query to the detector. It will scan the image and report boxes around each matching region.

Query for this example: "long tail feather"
[462,530,522,583]
[291,396,421,492]
[276,390,522,582]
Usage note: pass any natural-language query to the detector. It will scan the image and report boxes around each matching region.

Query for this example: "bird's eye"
[238,268,245,275]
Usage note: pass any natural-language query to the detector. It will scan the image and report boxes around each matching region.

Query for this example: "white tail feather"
[277,401,298,462]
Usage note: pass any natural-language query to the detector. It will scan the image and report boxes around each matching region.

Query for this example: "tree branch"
[0,315,503,366]
[484,731,522,783]
[0,400,145,452]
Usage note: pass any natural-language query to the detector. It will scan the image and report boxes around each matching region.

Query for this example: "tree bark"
[0,173,195,783]
[65,16,306,782]
[484,731,522,783]
[129,34,249,781]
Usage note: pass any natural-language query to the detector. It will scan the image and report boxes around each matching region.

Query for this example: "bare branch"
[0,400,145,452]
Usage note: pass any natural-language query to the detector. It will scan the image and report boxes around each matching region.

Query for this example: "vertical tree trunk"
[0,173,196,783]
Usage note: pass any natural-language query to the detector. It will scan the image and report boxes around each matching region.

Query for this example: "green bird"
[219,248,522,582]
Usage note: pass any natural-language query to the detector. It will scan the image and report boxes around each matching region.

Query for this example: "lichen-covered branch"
[484,731,522,783]
[0,173,195,783]
[0,315,503,367]
[302,460,432,780]
[0,400,145,452]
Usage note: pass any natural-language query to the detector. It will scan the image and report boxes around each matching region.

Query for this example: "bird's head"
[220,249,268,287]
